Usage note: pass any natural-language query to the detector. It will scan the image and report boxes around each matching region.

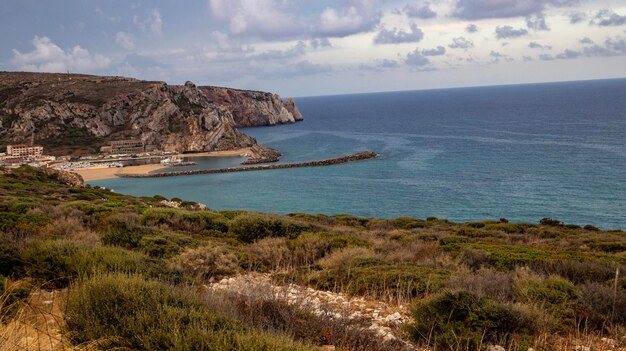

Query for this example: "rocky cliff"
[0,72,302,155]
[201,86,303,127]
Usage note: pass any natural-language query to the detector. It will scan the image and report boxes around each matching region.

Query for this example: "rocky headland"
[0,72,302,156]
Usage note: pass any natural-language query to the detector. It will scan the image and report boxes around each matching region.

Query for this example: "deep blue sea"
[92,79,626,229]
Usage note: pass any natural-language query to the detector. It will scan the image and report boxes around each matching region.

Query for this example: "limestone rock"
[200,86,303,127]
[0,72,302,156]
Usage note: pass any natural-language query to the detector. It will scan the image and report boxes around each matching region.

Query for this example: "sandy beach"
[72,148,252,181]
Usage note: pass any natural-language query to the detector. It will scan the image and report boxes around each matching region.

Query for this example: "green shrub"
[529,260,622,284]
[392,217,427,229]
[0,240,23,277]
[309,257,447,303]
[21,240,157,287]
[102,219,157,249]
[21,240,79,287]
[409,290,535,350]
[138,235,185,258]
[514,276,579,328]
[65,274,313,350]
[484,222,526,234]
[539,217,562,226]
[142,208,228,233]
[229,213,311,243]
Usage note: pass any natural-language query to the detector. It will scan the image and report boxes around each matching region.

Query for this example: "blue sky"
[2,0,626,96]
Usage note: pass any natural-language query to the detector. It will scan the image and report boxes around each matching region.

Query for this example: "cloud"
[133,9,162,36]
[422,46,446,56]
[405,48,430,66]
[317,0,382,37]
[379,59,399,68]
[374,22,424,44]
[495,25,528,39]
[309,38,332,49]
[579,37,593,44]
[115,32,135,50]
[256,59,334,79]
[452,0,580,20]
[402,3,437,19]
[590,9,626,27]
[605,36,626,53]
[537,36,626,61]
[555,49,582,59]
[448,36,474,49]
[208,0,380,39]
[466,24,479,33]
[526,13,549,30]
[528,41,552,49]
[490,50,513,62]
[11,36,111,73]
[254,41,307,61]
[568,12,586,23]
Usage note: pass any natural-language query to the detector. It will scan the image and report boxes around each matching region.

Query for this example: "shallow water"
[92,79,626,229]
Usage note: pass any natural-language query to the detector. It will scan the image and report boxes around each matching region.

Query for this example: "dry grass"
[0,282,71,351]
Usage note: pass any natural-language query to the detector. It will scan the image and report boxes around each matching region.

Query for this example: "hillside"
[1,166,625,351]
[0,72,302,155]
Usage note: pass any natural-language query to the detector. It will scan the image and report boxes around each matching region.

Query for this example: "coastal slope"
[0,72,302,155]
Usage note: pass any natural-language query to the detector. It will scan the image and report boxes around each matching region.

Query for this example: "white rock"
[487,345,506,351]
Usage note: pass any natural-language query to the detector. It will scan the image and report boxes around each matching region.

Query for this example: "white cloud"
[373,22,424,45]
[11,36,111,73]
[208,0,301,38]
[207,0,380,39]
[115,31,135,50]
[133,9,163,36]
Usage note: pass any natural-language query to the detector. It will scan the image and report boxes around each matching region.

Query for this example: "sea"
[91,79,626,230]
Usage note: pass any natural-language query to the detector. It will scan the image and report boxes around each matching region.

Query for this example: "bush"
[65,274,314,351]
[539,217,562,226]
[0,240,23,277]
[409,290,535,350]
[289,232,333,266]
[446,268,514,302]
[102,218,157,249]
[229,213,311,243]
[168,245,239,281]
[579,282,626,327]
[513,276,579,328]
[21,240,158,287]
[247,237,291,271]
[142,208,229,233]
[309,255,447,303]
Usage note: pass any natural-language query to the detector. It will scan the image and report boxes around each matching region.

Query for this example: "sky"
[1,0,626,97]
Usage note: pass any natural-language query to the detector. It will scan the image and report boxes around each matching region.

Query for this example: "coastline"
[73,148,251,181]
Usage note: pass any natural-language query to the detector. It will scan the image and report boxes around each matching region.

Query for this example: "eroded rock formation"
[0,72,302,155]
[201,86,303,127]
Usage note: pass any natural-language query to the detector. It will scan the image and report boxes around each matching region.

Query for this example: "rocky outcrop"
[200,86,303,127]
[41,167,85,188]
[0,72,302,155]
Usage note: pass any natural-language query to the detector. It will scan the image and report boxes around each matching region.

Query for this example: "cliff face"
[201,86,303,127]
[0,72,301,155]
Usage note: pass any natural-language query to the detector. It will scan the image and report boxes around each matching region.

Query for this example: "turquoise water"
[92,79,626,229]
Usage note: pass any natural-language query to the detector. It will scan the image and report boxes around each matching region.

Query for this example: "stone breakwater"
[118,151,378,178]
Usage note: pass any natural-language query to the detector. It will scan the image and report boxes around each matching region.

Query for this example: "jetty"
[118,151,378,178]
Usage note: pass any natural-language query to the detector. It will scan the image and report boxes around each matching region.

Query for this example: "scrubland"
[1,166,624,350]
